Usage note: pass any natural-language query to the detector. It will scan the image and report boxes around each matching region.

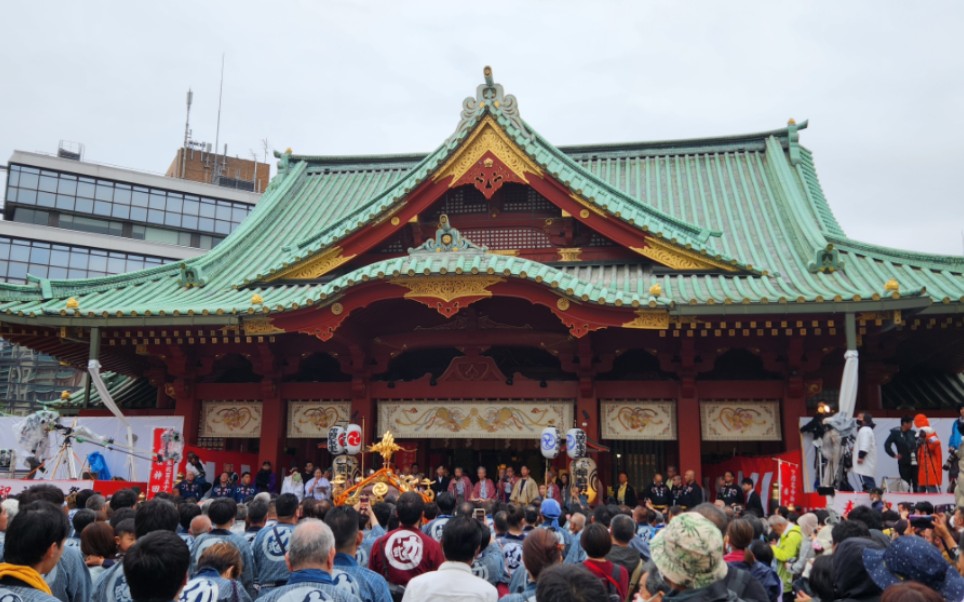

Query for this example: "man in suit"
[510,465,539,505]
[614,471,637,507]
[742,477,765,516]
[471,466,496,503]
[717,471,741,507]
[430,465,450,497]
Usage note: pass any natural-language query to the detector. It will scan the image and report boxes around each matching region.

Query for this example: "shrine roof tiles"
[0,76,962,321]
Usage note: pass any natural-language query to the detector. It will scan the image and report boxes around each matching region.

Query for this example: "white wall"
[0,416,183,482]
[799,416,957,492]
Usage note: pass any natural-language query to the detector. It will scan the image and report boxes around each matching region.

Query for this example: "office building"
[0,149,261,411]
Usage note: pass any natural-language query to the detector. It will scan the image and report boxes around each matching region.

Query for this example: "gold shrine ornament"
[433,115,542,185]
[367,430,415,465]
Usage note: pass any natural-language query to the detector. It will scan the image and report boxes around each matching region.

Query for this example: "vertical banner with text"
[147,428,175,499]
[779,457,801,507]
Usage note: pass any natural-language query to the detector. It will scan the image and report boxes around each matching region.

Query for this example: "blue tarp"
[87,451,111,480]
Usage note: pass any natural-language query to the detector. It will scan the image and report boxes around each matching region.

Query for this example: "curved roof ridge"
[523,122,711,242]
[281,121,807,167]
[192,160,311,281]
[249,116,487,283]
[829,236,964,270]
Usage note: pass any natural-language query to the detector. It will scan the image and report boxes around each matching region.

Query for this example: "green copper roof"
[0,73,962,323]
[49,371,157,410]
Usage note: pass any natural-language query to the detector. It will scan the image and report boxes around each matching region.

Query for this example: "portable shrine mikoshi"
[334,430,433,506]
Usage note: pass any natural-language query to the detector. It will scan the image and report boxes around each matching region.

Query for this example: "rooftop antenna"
[213,53,225,184]
[180,88,193,179]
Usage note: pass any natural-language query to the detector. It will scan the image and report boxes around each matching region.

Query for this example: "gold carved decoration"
[331,303,344,316]
[556,297,571,311]
[631,238,739,272]
[390,275,505,303]
[243,317,286,336]
[488,249,519,257]
[433,116,543,186]
[268,246,357,281]
[557,248,582,262]
[622,310,670,330]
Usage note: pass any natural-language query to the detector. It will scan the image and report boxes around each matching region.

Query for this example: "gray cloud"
[1,0,961,254]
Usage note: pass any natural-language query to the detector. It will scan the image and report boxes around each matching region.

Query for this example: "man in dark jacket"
[677,470,703,509]
[644,474,672,512]
[884,415,918,491]
[614,471,638,507]
[717,471,741,508]
[741,478,765,517]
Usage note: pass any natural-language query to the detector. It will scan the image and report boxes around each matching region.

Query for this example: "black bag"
[602,563,622,602]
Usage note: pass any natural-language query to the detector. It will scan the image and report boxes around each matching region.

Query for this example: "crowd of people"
[3,457,964,602]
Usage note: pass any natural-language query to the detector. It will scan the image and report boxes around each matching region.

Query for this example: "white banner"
[0,479,95,497]
[799,416,958,492]
[826,491,956,514]
[0,416,183,482]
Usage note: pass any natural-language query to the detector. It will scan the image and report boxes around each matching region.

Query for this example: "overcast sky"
[1,1,962,255]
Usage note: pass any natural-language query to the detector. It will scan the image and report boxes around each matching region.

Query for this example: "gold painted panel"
[700,400,782,441]
[600,400,676,440]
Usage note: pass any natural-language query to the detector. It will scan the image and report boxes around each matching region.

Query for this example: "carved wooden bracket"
[451,151,525,200]
[437,352,509,383]
[409,295,489,318]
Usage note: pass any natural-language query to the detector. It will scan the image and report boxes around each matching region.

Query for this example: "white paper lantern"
[566,428,587,459]
[540,427,561,459]
[346,424,363,455]
[328,426,346,456]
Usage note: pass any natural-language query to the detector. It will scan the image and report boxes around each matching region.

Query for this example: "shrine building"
[1,68,962,489]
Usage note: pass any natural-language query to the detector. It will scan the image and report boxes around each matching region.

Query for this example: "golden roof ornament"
[61,390,71,400]
[66,297,79,310]
[367,430,414,465]
[251,293,264,305]
[884,278,900,293]
[649,283,663,298]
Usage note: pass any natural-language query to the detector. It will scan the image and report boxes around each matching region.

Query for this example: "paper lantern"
[328,426,346,456]
[345,424,363,455]
[566,428,587,459]
[540,427,561,459]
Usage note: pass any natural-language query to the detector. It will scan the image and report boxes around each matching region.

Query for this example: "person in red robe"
[914,414,943,493]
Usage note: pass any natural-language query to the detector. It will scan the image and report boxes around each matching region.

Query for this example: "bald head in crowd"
[568,512,586,536]
[287,518,337,572]
[189,515,212,537]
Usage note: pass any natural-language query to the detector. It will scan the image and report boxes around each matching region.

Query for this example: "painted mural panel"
[600,400,676,440]
[200,401,262,438]
[700,400,782,441]
[377,399,573,439]
[287,400,352,438]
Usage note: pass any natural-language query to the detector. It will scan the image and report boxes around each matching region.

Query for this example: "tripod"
[47,431,87,481]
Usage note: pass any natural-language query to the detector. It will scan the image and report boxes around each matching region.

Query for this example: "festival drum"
[572,457,600,504]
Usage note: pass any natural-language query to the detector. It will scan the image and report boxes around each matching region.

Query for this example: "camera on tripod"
[943,448,959,472]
